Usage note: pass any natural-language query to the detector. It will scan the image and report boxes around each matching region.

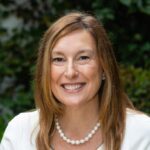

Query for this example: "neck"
[58,97,100,139]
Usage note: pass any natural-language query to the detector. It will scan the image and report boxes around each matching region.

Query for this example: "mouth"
[61,83,86,92]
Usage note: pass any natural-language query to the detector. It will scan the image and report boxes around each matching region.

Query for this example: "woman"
[1,11,150,150]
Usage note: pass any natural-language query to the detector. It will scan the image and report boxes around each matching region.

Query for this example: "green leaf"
[119,0,132,6]
[138,1,150,15]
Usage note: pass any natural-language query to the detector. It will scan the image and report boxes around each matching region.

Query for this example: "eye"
[79,56,90,60]
[77,55,90,64]
[52,57,65,65]
[53,57,64,62]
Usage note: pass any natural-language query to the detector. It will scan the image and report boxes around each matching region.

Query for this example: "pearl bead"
[63,136,67,140]
[91,130,95,134]
[80,139,84,143]
[67,139,70,143]
[75,140,80,144]
[88,133,92,138]
[55,117,101,145]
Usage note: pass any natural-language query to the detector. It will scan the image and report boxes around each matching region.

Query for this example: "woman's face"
[51,30,103,108]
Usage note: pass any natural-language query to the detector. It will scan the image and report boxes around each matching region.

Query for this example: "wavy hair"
[34,11,134,150]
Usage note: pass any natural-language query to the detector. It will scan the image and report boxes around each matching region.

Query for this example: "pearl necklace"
[55,117,100,145]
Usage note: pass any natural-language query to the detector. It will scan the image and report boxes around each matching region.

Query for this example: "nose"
[64,60,78,79]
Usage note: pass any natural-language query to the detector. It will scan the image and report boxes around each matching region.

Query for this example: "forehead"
[52,30,96,54]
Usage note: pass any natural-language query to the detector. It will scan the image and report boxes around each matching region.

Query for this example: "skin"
[51,30,103,108]
[50,30,103,149]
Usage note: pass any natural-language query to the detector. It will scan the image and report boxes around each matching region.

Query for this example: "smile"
[61,83,85,92]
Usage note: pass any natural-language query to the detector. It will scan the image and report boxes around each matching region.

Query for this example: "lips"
[61,83,85,91]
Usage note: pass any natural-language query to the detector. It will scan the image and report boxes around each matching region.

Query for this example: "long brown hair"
[34,11,134,150]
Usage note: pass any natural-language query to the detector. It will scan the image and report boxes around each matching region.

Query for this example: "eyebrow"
[52,49,95,55]
[77,49,94,54]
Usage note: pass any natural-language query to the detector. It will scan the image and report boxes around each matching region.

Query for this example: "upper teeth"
[63,84,82,90]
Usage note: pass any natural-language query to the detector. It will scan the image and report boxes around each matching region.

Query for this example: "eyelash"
[51,55,91,65]
[78,56,90,61]
[52,57,65,62]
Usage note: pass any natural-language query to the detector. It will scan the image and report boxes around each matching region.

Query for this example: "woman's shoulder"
[126,108,150,122]
[3,109,39,137]
[0,110,39,150]
[4,110,38,136]
[13,109,39,121]
[126,108,150,135]
[121,109,150,149]
[9,109,39,127]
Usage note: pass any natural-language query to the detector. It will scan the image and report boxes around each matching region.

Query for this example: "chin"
[60,98,86,107]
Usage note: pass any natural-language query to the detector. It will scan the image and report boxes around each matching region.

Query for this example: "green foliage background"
[0,0,150,139]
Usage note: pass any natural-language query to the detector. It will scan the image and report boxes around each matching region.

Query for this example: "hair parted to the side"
[34,11,134,150]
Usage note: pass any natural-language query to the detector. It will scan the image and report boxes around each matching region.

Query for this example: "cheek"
[79,64,102,92]
[50,67,63,97]
[79,64,102,79]
[89,66,103,93]
[51,66,64,83]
